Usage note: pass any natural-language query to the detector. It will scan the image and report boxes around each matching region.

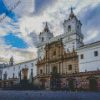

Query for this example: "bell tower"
[63,8,83,35]
[39,22,53,43]
[37,22,54,60]
[63,8,84,52]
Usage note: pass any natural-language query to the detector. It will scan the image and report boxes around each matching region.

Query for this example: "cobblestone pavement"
[0,90,100,100]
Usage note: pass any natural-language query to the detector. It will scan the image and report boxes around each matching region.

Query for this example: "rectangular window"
[13,67,15,71]
[53,51,56,56]
[31,69,33,76]
[94,51,98,57]
[13,73,15,78]
[40,69,43,74]
[80,54,84,59]
[31,63,33,67]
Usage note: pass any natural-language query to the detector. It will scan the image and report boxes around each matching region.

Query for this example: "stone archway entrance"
[52,67,57,74]
[68,79,76,91]
[89,78,97,91]
[22,68,28,80]
[40,79,46,89]
[51,66,61,90]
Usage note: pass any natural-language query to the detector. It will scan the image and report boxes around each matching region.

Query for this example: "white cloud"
[3,0,35,17]
[0,0,100,63]
[84,30,100,43]
[0,16,36,63]
[0,38,36,63]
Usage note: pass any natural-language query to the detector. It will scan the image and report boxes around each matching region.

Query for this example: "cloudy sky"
[0,0,100,63]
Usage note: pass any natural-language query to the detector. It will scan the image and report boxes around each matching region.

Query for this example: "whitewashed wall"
[2,59,37,80]
[77,42,100,72]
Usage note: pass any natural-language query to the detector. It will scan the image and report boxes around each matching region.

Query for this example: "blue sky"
[4,33,28,48]
[0,0,17,21]
[0,0,100,63]
[0,0,25,49]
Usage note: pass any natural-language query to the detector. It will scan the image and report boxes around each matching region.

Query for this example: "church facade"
[34,8,100,91]
[1,8,100,91]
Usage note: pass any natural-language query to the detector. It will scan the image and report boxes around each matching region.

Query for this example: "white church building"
[1,8,100,87]
[2,57,37,82]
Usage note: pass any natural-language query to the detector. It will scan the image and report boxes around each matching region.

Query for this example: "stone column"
[62,62,63,74]
[60,63,62,74]
[46,64,47,74]
[58,63,60,74]
[44,65,45,74]
[50,64,52,74]
[48,64,50,74]
[57,63,59,73]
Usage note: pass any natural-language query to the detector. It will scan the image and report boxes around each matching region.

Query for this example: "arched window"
[68,25,71,32]
[13,73,15,78]
[68,65,72,70]
[42,37,44,42]
[4,72,7,80]
[40,69,43,74]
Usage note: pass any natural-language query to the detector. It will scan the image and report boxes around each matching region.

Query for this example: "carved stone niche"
[22,68,28,80]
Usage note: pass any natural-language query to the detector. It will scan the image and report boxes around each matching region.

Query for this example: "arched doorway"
[51,67,61,90]
[52,67,57,74]
[89,78,97,91]
[40,79,46,89]
[68,79,75,91]
[22,68,28,80]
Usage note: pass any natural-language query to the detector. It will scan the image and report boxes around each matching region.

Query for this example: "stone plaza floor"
[0,90,100,100]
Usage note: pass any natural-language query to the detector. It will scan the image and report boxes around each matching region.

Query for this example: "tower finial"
[9,56,14,66]
[46,22,48,27]
[69,7,75,19]
[44,22,49,32]
[71,7,73,13]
